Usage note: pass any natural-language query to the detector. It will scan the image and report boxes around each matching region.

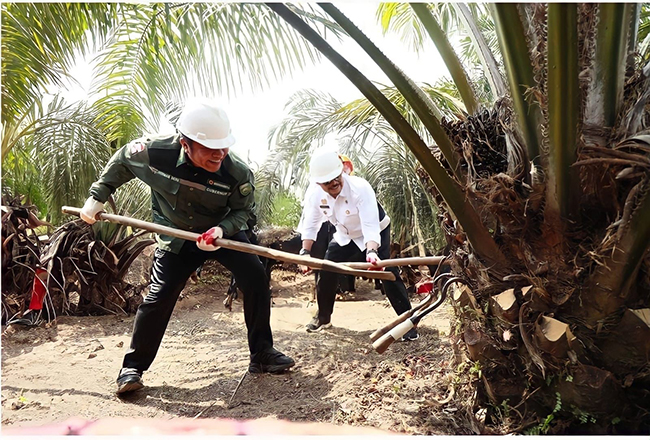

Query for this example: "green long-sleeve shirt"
[89,134,255,253]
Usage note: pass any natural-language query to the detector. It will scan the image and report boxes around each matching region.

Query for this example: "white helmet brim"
[182,132,236,149]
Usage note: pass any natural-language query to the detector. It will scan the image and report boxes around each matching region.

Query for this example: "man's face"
[318,173,343,197]
[183,139,229,172]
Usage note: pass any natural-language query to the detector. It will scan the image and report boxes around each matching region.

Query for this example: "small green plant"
[456,360,469,374]
[491,399,511,422]
[553,392,562,413]
[526,413,555,435]
[571,406,596,424]
[524,392,562,435]
[468,361,482,379]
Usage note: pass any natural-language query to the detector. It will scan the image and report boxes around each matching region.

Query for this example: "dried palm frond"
[1,196,46,323]
[39,219,154,317]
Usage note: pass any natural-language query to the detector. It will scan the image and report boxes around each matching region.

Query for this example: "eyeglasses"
[320,174,342,187]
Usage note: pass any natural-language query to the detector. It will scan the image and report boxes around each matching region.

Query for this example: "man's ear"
[180,138,190,153]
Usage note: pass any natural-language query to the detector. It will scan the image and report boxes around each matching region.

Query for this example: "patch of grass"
[267,193,302,228]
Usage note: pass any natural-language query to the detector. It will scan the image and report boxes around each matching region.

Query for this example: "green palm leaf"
[1,3,116,122]
[410,3,479,115]
[30,97,113,224]
[91,3,341,132]
[491,3,543,166]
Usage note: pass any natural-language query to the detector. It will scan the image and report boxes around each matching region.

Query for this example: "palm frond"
[376,3,428,55]
[320,3,461,175]
[453,3,506,101]
[410,3,479,115]
[491,3,544,166]
[1,3,117,122]
[28,97,113,224]
[547,3,579,222]
[585,3,634,128]
[91,3,340,131]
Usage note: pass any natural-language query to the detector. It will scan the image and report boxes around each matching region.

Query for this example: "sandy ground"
[1,266,462,435]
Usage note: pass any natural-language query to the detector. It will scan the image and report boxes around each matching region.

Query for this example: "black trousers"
[316,225,411,322]
[312,222,355,292]
[122,231,273,373]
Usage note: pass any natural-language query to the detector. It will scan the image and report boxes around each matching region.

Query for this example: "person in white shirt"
[297,148,418,341]
[297,154,356,292]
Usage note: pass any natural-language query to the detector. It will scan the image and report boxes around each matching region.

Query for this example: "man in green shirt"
[80,99,294,395]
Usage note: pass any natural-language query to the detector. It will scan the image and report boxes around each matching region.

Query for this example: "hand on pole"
[366,249,384,271]
[80,197,104,225]
[197,226,224,251]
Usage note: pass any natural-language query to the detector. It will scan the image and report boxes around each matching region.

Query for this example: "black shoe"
[248,348,295,374]
[401,328,419,342]
[7,310,43,327]
[305,316,332,333]
[116,367,144,394]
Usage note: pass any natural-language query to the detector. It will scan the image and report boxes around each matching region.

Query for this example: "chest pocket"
[148,172,181,210]
[193,189,230,216]
[342,205,359,218]
[320,205,334,222]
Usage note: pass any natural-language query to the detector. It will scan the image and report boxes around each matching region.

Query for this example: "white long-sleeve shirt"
[296,182,324,233]
[298,174,383,251]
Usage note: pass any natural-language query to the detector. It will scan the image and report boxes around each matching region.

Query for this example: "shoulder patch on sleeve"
[239,182,253,197]
[128,141,146,155]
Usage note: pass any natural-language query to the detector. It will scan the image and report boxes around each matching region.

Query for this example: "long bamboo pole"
[62,206,395,281]
[344,256,445,270]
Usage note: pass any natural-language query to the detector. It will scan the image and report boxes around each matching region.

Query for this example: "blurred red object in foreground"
[415,278,434,294]
[2,417,394,435]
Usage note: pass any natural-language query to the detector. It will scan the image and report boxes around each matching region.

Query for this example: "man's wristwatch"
[366,249,378,255]
[299,248,311,256]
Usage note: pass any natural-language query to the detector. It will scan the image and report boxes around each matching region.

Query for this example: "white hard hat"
[309,148,344,183]
[176,99,236,149]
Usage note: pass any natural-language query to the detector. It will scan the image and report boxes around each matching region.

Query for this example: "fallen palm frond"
[39,219,155,317]
[1,196,47,323]
[1,197,154,322]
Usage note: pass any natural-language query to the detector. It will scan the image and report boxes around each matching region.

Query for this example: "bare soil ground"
[2,264,465,435]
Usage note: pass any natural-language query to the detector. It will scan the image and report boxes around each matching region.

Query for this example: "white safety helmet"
[176,99,236,149]
[309,148,344,183]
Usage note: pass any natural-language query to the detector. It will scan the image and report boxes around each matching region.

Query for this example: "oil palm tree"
[267,2,650,434]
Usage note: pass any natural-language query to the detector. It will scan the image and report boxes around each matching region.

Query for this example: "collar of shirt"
[176,147,189,168]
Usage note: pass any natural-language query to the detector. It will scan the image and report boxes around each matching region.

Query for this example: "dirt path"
[2,268,461,435]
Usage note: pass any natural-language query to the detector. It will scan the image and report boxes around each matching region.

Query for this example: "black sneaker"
[116,367,144,394]
[305,316,332,333]
[401,328,419,342]
[248,348,295,374]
